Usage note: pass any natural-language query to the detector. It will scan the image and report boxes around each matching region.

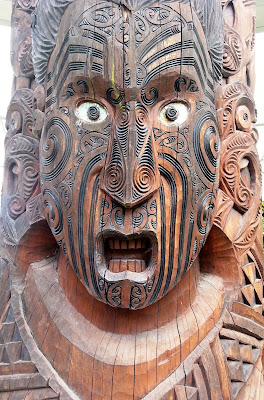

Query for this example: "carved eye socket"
[159,102,189,125]
[76,101,108,123]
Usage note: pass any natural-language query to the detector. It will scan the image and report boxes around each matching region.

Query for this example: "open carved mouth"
[96,232,157,279]
[104,237,152,273]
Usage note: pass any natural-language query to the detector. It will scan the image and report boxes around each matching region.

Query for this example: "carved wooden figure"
[0,0,263,399]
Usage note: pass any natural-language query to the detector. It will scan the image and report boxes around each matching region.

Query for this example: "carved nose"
[100,104,160,207]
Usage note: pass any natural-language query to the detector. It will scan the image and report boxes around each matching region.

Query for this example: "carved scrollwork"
[233,206,262,260]
[220,132,259,214]
[132,199,157,231]
[130,284,147,310]
[2,86,42,244]
[222,24,242,77]
[220,81,254,140]
[16,0,37,11]
[106,283,122,307]
[6,89,34,140]
[100,197,125,230]
[5,135,39,220]
[42,189,63,240]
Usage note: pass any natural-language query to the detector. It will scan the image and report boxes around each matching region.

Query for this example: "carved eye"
[159,102,189,125]
[76,101,108,123]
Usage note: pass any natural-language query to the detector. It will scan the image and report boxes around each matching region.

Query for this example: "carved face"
[41,1,220,309]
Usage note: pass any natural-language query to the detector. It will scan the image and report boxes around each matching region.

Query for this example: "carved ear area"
[33,109,44,139]
[33,85,45,112]
[235,105,251,132]
[235,97,256,132]
[220,133,259,215]
[33,85,45,139]
[7,162,25,220]
[5,110,22,143]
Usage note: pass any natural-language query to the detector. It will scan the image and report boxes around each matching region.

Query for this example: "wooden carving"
[0,0,263,399]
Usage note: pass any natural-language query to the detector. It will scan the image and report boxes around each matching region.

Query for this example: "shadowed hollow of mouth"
[104,236,152,273]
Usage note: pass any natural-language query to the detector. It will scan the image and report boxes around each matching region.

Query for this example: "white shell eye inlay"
[76,101,108,123]
[159,102,189,126]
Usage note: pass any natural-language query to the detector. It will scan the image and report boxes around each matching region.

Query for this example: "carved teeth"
[121,240,127,249]
[128,240,136,249]
[109,259,146,273]
[114,239,120,249]
[108,238,147,250]
[105,237,151,273]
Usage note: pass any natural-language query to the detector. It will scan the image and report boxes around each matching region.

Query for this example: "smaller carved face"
[41,1,220,309]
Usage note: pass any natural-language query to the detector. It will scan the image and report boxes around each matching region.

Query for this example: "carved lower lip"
[95,232,157,282]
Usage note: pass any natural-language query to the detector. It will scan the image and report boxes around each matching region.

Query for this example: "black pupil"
[87,105,100,120]
[165,106,179,121]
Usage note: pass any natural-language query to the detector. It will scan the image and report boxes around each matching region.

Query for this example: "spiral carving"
[42,117,73,182]
[222,27,242,77]
[141,87,158,106]
[18,36,34,77]
[165,107,179,122]
[130,285,147,310]
[193,112,219,183]
[197,191,216,236]
[220,133,257,213]
[87,106,100,120]
[105,165,125,194]
[43,189,63,238]
[134,165,155,195]
[106,283,122,307]
[8,195,26,220]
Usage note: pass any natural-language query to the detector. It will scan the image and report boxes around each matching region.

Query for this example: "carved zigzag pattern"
[0,302,59,399]
[241,262,264,316]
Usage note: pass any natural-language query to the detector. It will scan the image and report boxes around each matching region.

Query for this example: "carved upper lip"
[95,231,157,282]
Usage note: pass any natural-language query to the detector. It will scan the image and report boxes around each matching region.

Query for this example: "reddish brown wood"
[0,0,263,399]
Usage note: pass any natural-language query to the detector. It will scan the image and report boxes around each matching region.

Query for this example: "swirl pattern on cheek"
[193,112,220,183]
[41,117,73,182]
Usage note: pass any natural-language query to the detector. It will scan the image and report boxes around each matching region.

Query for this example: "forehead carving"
[44,1,216,111]
[32,0,223,85]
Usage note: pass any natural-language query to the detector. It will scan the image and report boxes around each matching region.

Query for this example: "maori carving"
[0,0,263,399]
[36,0,221,309]
[2,88,43,245]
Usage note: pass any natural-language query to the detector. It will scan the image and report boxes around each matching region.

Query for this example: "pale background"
[0,0,263,198]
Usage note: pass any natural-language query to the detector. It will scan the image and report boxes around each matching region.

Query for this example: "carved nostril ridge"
[101,103,160,207]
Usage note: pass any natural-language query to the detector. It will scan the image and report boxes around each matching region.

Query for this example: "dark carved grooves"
[149,184,166,305]
[78,155,104,291]
[42,117,73,182]
[159,153,189,286]
[193,112,218,183]
[67,214,81,279]
[160,166,177,297]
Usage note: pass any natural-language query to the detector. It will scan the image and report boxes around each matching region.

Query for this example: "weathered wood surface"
[0,0,263,399]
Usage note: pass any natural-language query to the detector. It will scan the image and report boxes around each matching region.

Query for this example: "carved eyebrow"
[47,30,106,84]
[46,44,104,103]
[143,57,214,104]
[139,27,214,103]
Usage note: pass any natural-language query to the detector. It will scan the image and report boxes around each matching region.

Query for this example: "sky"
[0,27,263,197]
